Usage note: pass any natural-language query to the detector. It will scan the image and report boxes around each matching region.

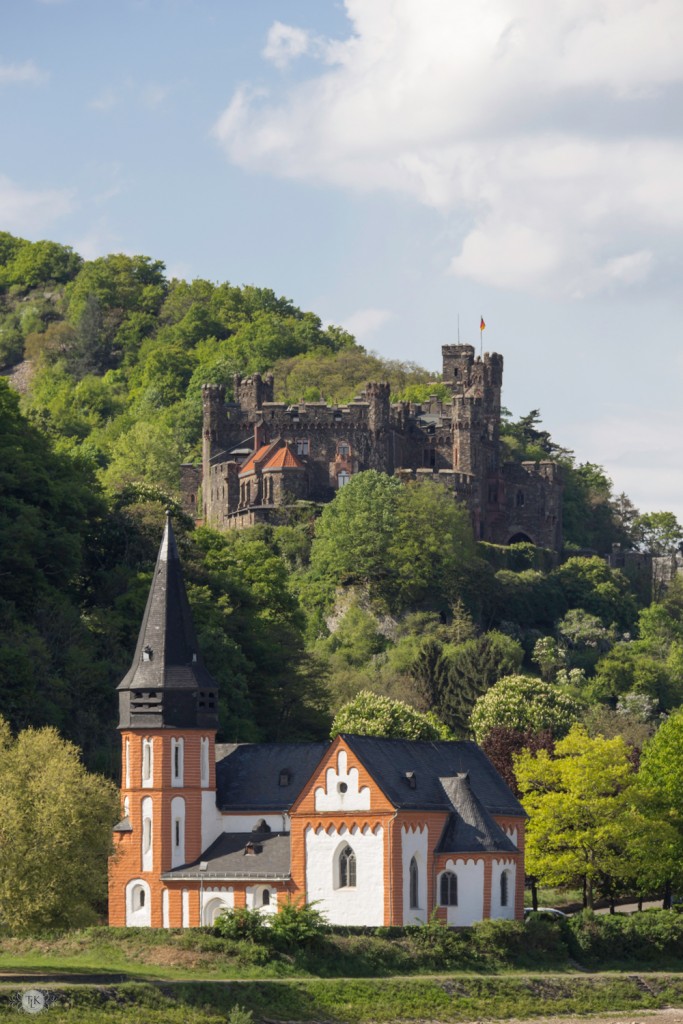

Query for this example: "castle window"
[338,442,350,457]
[500,869,509,908]
[440,871,458,906]
[516,489,525,508]
[296,438,309,456]
[409,857,419,909]
[338,845,356,888]
[423,448,436,468]
[337,470,351,488]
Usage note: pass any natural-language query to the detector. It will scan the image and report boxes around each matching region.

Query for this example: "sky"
[2,0,682,520]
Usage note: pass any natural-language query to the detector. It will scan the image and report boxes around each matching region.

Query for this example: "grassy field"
[0,920,681,1023]
[1,974,683,1023]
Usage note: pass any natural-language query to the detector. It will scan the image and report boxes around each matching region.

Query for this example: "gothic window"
[338,845,357,888]
[516,489,525,508]
[132,885,146,911]
[338,442,350,457]
[500,869,509,907]
[409,856,419,909]
[296,438,309,455]
[262,889,271,906]
[439,871,458,906]
[338,470,351,488]
[424,447,436,468]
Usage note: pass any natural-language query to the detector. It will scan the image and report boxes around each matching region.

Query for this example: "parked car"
[524,907,569,920]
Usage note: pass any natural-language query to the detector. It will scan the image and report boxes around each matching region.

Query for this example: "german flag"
[480,317,486,331]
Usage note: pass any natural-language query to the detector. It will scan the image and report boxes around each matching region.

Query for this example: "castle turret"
[109,514,219,928]
[366,381,392,472]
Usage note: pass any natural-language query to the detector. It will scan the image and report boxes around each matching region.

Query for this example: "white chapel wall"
[401,825,428,925]
[305,823,384,926]
[440,858,485,926]
[490,859,516,919]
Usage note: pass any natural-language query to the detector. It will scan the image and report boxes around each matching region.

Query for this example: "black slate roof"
[117,513,219,730]
[341,735,525,818]
[437,774,518,853]
[161,831,290,881]
[215,742,328,811]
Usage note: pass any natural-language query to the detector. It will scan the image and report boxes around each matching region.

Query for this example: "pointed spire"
[117,514,219,730]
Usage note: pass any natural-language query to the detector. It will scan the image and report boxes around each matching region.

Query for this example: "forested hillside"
[1,231,682,781]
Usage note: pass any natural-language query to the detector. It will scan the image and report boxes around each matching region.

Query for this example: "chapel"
[108,515,526,928]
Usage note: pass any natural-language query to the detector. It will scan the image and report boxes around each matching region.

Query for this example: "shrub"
[568,910,683,966]
[269,899,328,949]
[407,913,472,969]
[213,907,267,944]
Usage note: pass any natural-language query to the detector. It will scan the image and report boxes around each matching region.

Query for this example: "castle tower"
[202,383,226,523]
[109,513,219,928]
[366,381,392,472]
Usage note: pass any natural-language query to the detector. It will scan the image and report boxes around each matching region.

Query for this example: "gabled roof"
[437,774,518,854]
[341,735,525,818]
[263,445,305,470]
[161,831,290,881]
[239,439,305,476]
[215,742,328,812]
[238,441,281,476]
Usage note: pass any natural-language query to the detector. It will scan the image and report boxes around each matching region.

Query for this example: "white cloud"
[262,22,313,69]
[0,59,47,85]
[213,0,683,297]
[342,307,395,339]
[0,175,74,233]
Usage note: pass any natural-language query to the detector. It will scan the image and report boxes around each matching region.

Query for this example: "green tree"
[330,690,452,740]
[309,472,476,614]
[635,709,683,897]
[635,511,683,555]
[515,725,643,908]
[470,675,581,744]
[550,557,638,631]
[0,718,118,933]
[421,631,524,737]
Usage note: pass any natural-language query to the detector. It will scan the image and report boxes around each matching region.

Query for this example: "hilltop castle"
[183,344,562,550]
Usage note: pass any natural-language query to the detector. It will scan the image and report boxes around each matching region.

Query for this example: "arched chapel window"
[440,871,458,906]
[338,470,351,488]
[339,845,356,888]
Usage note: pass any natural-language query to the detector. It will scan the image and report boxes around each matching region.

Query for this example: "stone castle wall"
[188,346,564,551]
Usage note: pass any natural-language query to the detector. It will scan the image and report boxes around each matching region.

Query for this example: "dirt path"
[501,1012,683,1024]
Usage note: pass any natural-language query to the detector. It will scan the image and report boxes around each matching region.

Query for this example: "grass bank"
[1,974,683,1023]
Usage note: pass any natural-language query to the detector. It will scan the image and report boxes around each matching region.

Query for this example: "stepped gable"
[341,735,525,817]
[161,830,291,881]
[437,773,518,854]
[215,741,328,811]
[117,512,219,730]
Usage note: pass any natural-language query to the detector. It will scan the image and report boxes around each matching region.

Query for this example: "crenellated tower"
[109,513,219,928]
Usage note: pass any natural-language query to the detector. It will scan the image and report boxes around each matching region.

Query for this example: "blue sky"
[3,0,683,519]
